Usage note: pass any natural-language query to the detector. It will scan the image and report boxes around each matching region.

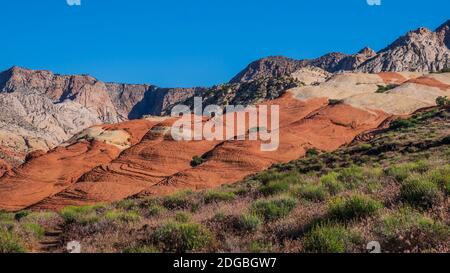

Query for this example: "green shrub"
[436,96,450,107]
[123,245,159,253]
[14,210,31,221]
[377,207,449,240]
[60,204,104,224]
[320,172,344,195]
[255,170,299,185]
[427,167,450,195]
[251,198,297,221]
[248,240,273,253]
[148,204,166,216]
[305,148,319,157]
[116,199,138,210]
[357,143,373,151]
[191,156,206,167]
[23,223,45,240]
[328,99,343,105]
[386,161,429,182]
[153,221,213,252]
[400,176,441,208]
[0,212,15,224]
[163,191,193,209]
[105,210,141,223]
[303,223,361,253]
[236,214,262,232]
[174,212,191,223]
[259,180,290,196]
[390,119,415,130]
[295,183,328,202]
[376,84,399,93]
[21,211,58,222]
[337,166,365,189]
[0,228,26,253]
[328,195,383,221]
[213,212,226,222]
[204,190,236,203]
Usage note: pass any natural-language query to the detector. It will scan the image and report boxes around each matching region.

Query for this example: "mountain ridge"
[0,20,449,164]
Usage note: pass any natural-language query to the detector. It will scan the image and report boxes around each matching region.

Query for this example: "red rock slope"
[0,72,448,212]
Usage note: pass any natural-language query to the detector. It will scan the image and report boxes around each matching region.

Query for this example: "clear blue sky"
[1,0,448,87]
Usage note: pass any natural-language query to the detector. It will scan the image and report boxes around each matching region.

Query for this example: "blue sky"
[0,0,448,87]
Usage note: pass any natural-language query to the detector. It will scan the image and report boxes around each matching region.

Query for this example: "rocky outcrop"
[0,91,101,154]
[230,21,449,83]
[358,27,450,73]
[1,71,448,211]
[229,56,308,83]
[166,76,301,114]
[0,67,201,160]
[436,20,450,49]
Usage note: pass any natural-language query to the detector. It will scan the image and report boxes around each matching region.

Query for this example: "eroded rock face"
[229,56,308,83]
[0,72,449,211]
[358,28,450,73]
[0,119,156,211]
[230,21,449,83]
[0,91,101,155]
[436,20,450,49]
[0,67,201,161]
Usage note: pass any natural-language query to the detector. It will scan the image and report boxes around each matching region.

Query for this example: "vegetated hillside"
[162,76,301,114]
[1,105,448,253]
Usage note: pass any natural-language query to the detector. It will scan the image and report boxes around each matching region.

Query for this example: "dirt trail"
[37,225,64,253]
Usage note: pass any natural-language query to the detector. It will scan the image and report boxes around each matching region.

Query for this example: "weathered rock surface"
[436,20,450,50]
[1,71,448,211]
[0,119,156,211]
[357,27,450,73]
[0,67,201,161]
[231,21,449,83]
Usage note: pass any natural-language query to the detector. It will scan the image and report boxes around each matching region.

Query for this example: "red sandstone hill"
[0,71,448,211]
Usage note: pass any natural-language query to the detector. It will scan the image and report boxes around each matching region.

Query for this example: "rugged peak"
[308,52,349,71]
[436,19,450,32]
[358,47,376,57]
[229,56,306,83]
[412,27,432,35]
[436,19,450,48]
[357,23,450,73]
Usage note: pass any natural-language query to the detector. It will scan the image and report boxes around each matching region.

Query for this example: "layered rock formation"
[0,67,204,162]
[0,71,448,211]
[0,20,449,211]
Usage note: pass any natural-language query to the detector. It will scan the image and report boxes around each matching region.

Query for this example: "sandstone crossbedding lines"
[0,71,447,211]
[0,20,449,211]
[0,20,448,162]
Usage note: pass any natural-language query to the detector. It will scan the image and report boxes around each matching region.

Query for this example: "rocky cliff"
[0,67,199,160]
[231,21,450,83]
